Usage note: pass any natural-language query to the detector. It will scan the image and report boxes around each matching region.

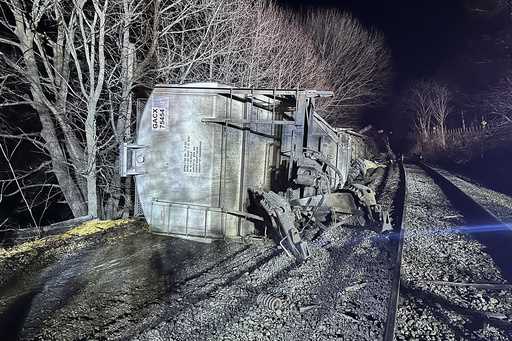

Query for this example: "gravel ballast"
[395,164,512,340]
[432,166,512,225]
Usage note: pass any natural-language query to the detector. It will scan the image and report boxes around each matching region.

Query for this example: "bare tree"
[304,9,392,126]
[482,72,512,126]
[404,80,451,149]
[155,0,236,83]
[66,0,110,217]
[155,1,325,90]
[0,0,163,220]
[412,83,434,142]
[398,80,433,149]
[0,0,88,217]
[429,83,451,148]
[247,4,324,89]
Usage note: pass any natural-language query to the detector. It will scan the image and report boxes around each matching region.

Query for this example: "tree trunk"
[86,106,98,217]
[38,109,88,217]
[21,34,87,217]
[440,125,446,148]
[105,41,135,219]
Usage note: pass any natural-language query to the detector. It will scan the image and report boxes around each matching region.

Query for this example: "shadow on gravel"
[0,249,89,341]
[419,163,512,284]
[166,245,251,289]
[401,283,512,337]
[202,260,301,339]
[305,232,374,338]
[0,290,39,340]
[129,248,289,338]
[172,248,282,305]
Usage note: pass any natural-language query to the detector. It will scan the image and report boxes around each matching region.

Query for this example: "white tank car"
[121,83,389,259]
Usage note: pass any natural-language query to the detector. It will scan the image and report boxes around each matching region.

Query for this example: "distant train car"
[121,83,388,259]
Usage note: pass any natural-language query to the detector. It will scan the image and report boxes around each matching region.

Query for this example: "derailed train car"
[120,83,389,260]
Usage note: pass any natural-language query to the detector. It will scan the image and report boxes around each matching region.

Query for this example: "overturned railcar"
[121,83,388,259]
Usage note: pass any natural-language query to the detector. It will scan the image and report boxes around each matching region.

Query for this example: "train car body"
[121,83,387,258]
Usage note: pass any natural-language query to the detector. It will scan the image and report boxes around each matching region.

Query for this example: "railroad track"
[384,160,408,341]
[385,162,512,340]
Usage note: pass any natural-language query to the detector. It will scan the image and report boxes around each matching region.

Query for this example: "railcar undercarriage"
[253,156,392,260]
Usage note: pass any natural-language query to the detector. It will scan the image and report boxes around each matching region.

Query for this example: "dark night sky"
[282,0,469,83]
[281,0,511,130]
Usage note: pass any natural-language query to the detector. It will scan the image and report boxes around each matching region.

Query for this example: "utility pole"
[461,110,466,131]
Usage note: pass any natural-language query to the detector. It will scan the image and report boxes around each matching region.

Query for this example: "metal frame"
[120,143,147,177]
[153,84,334,99]
[150,199,264,240]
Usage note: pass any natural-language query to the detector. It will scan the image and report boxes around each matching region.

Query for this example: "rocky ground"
[6,164,510,341]
[432,166,512,225]
[0,166,402,341]
[395,164,512,340]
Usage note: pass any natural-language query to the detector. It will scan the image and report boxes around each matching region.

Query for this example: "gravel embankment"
[0,166,401,341]
[432,166,512,225]
[396,164,512,341]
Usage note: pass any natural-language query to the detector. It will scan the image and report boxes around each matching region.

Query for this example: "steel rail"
[383,160,408,341]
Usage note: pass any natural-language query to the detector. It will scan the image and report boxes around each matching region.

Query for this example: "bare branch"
[0,142,40,232]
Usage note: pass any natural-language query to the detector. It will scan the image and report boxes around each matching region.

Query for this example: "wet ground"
[0,220,398,341]
[0,225,252,340]
[0,166,401,341]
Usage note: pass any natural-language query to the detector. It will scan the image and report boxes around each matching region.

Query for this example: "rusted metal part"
[256,293,283,311]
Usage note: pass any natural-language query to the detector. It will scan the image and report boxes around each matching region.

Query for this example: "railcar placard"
[151,96,170,131]
[183,135,203,176]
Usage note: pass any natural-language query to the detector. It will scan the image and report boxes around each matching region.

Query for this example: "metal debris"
[299,305,320,313]
[485,312,507,320]
[345,282,367,292]
[256,293,283,311]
